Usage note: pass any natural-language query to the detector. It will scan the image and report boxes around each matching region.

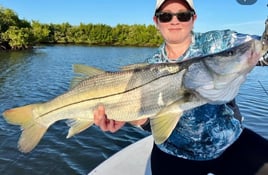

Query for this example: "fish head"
[183,39,266,104]
[205,39,264,75]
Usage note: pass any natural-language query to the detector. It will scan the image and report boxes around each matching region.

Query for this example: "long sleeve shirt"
[145,30,266,160]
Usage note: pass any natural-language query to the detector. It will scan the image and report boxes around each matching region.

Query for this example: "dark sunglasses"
[155,11,195,23]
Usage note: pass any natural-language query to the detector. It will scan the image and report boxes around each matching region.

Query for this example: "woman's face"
[154,0,197,45]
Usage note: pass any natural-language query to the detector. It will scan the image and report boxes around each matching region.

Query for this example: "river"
[0,45,267,175]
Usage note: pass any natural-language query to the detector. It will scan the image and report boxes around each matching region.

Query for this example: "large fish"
[2,39,266,153]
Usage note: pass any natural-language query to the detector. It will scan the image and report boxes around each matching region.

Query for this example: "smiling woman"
[0,1,267,175]
[93,0,268,175]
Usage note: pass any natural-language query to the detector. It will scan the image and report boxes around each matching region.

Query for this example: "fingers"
[105,120,125,133]
[93,105,125,132]
[93,105,106,126]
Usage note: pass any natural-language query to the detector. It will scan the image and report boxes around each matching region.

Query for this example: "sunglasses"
[155,11,195,23]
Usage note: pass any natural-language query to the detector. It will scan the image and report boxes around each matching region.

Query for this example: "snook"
[2,39,266,153]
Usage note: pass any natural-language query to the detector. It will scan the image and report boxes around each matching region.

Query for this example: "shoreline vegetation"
[0,6,163,51]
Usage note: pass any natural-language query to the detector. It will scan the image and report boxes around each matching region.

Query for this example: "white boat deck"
[88,135,153,175]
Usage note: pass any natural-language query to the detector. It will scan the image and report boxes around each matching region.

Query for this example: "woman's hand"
[93,105,125,132]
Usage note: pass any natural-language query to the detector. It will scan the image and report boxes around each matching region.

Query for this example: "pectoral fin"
[150,101,183,145]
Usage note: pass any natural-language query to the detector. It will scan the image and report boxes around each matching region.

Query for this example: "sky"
[0,0,267,35]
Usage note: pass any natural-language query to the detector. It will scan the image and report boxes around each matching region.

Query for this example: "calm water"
[0,45,267,175]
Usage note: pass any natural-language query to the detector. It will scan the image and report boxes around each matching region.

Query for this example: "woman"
[94,0,268,174]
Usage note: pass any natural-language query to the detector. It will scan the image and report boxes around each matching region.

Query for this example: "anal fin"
[66,119,94,138]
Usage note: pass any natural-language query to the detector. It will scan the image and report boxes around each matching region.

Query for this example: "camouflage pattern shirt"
[146,29,255,160]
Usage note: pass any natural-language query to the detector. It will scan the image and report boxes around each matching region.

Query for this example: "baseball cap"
[155,0,195,13]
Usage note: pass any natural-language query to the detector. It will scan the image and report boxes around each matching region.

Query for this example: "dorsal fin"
[73,64,105,76]
[70,64,105,89]
[120,63,149,71]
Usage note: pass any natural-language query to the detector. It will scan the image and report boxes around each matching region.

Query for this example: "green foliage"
[2,26,34,49]
[31,22,162,47]
[31,21,50,43]
[0,5,163,50]
[0,6,33,50]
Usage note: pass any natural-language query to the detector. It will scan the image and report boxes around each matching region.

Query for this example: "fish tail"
[2,104,48,153]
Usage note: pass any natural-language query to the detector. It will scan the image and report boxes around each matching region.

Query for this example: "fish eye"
[227,51,234,56]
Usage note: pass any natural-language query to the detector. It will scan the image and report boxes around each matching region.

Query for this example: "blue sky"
[0,0,267,35]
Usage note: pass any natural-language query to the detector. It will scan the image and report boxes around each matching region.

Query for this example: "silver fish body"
[2,39,265,153]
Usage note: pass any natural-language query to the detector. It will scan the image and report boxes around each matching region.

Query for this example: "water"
[0,45,267,175]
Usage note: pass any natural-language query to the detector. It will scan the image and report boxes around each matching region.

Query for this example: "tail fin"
[2,104,48,153]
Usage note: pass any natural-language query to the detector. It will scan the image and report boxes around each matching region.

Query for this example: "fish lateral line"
[37,68,184,119]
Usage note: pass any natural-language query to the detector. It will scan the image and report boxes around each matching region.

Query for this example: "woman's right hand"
[93,105,125,133]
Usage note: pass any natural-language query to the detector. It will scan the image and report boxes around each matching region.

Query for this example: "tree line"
[0,6,163,50]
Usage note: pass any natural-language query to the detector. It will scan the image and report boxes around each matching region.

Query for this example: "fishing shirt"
[146,29,255,160]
